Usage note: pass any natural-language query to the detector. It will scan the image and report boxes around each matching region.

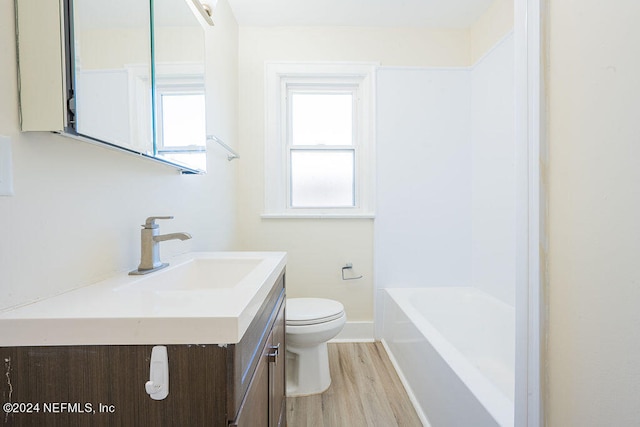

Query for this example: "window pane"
[291,150,354,208]
[291,93,353,146]
[160,93,205,147]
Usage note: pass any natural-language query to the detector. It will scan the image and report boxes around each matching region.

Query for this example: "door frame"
[514,0,545,425]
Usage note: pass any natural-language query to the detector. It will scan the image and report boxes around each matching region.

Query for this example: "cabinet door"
[269,302,286,427]
[0,345,229,426]
[230,340,269,427]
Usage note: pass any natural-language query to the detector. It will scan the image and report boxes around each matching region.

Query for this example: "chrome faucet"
[129,216,192,275]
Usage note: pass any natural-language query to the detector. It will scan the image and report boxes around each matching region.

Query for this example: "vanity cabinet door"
[230,299,286,427]
[0,345,230,426]
[228,274,285,417]
[229,336,270,427]
[269,302,286,427]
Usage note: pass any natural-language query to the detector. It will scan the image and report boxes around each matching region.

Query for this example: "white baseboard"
[330,321,375,342]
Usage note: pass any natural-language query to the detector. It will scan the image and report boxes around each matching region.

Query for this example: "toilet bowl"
[286,298,346,397]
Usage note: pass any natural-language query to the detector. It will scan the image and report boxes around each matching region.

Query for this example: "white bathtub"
[381,287,514,427]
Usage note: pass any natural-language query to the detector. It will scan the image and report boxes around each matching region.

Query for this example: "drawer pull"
[267,343,280,364]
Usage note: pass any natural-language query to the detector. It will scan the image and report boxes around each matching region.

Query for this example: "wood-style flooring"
[286,342,423,427]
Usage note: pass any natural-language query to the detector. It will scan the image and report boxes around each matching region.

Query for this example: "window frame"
[264,62,377,218]
[287,84,358,209]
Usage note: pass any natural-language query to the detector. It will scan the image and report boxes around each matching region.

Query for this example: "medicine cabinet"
[15,0,213,173]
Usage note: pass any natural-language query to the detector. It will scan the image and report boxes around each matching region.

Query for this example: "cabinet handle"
[267,343,280,364]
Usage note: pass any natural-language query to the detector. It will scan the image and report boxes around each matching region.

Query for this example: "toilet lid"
[286,298,345,326]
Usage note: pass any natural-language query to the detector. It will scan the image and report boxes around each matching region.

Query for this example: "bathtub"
[381,287,514,427]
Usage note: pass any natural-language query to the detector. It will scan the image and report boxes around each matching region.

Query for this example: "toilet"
[285,298,346,397]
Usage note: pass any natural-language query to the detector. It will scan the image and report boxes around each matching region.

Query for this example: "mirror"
[72,0,154,154]
[69,0,207,173]
[153,0,207,170]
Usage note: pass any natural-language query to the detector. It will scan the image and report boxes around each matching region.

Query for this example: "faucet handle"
[143,216,174,229]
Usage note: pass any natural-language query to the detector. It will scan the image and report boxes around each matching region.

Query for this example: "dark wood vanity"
[0,273,286,426]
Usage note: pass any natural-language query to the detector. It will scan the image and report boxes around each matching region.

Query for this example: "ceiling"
[225,0,495,29]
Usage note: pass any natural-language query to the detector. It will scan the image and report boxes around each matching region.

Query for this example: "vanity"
[0,252,287,426]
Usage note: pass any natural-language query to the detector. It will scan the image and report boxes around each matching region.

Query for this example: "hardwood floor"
[286,342,423,427]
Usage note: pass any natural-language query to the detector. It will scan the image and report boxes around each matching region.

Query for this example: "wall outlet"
[0,135,15,196]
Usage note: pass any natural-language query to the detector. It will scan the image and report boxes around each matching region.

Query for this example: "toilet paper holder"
[341,263,363,280]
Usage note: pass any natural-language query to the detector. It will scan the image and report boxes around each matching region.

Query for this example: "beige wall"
[81,27,203,69]
[470,0,514,63]
[236,27,468,324]
[240,27,470,68]
[0,0,239,310]
[547,0,640,425]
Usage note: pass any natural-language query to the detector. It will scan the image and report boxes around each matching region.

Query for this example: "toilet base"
[286,341,331,396]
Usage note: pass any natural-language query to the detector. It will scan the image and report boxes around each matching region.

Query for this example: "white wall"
[470,33,515,305]
[375,68,473,290]
[547,0,640,424]
[0,0,239,310]
[375,32,515,310]
[236,27,469,330]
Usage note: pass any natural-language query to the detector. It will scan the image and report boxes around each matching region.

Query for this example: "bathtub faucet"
[129,216,192,275]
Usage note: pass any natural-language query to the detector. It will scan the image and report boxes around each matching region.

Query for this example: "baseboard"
[330,321,375,342]
[380,339,431,427]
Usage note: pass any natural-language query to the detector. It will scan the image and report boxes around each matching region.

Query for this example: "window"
[151,64,207,170]
[157,90,206,151]
[264,63,376,218]
[154,83,207,171]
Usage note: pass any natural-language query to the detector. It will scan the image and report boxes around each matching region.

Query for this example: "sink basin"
[0,251,287,346]
[117,257,264,291]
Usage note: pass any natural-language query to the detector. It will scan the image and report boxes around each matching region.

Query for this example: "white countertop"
[0,252,286,346]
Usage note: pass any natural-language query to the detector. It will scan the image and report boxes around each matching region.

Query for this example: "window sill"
[261,212,375,220]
